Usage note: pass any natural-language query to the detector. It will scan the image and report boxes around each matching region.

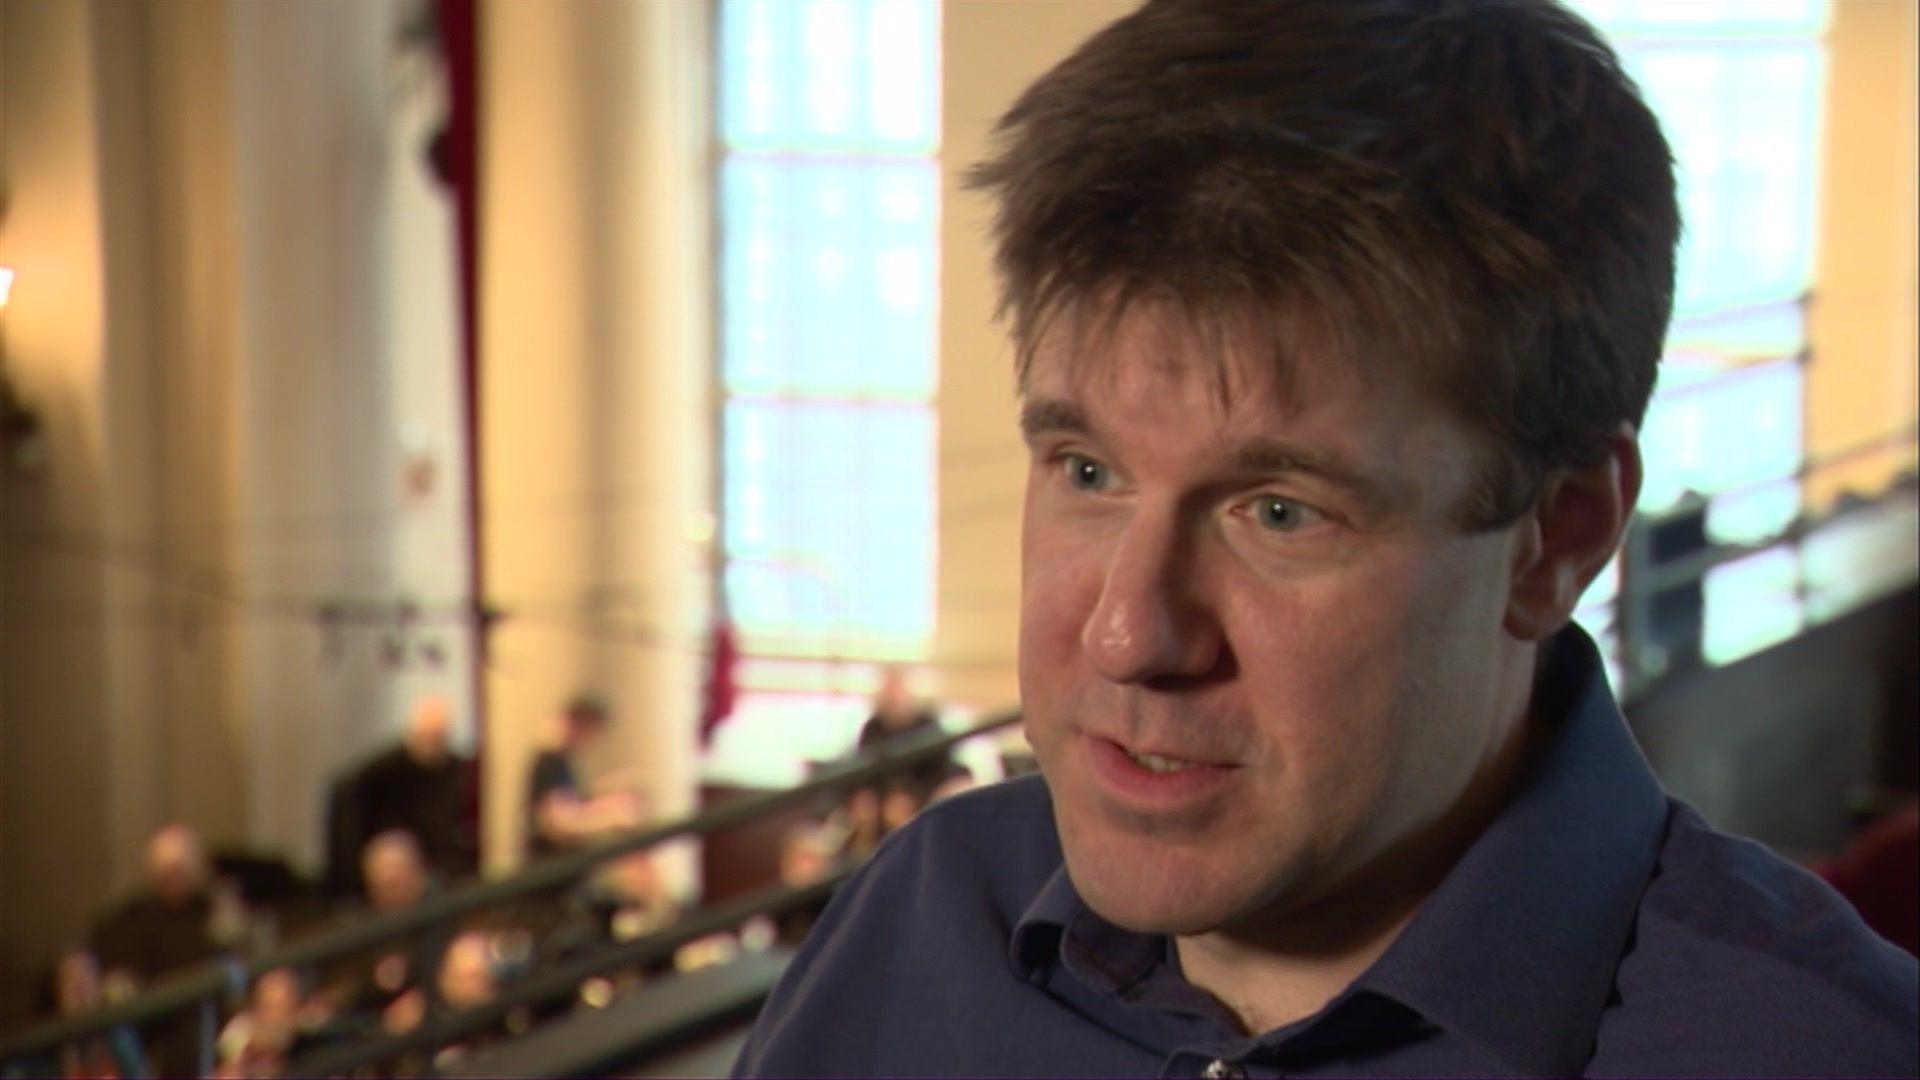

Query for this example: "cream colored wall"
[0,0,121,1020]
[225,0,463,875]
[1,0,254,1010]
[1807,0,1919,509]
[0,0,472,1013]
[479,0,709,879]
[934,0,1137,711]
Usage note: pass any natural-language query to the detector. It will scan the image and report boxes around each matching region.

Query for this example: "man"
[735,1,1918,1076]
[361,828,434,915]
[525,695,644,859]
[317,830,455,1046]
[329,695,477,896]
[851,666,965,843]
[92,824,218,992]
[90,824,222,1075]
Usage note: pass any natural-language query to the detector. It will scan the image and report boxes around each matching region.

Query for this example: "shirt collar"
[1358,625,1668,1075]
[1011,864,1162,994]
[1009,625,1670,1076]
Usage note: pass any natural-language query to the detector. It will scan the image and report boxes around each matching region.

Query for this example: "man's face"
[1017,305,1537,937]
[364,838,428,912]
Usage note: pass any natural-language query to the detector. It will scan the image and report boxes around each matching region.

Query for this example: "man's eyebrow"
[1018,399,1092,441]
[1232,439,1383,501]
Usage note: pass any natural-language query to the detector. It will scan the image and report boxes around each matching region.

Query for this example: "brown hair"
[969,0,1679,528]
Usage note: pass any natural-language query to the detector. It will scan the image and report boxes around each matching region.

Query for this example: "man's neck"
[1173,826,1468,1035]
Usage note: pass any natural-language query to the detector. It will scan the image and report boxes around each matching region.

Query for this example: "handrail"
[1634,423,1917,531]
[285,865,855,1078]
[0,711,1021,1066]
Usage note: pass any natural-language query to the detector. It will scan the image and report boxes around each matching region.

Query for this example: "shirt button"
[1202,1060,1245,1080]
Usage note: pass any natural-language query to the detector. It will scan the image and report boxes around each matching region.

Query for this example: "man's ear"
[1505,424,1642,642]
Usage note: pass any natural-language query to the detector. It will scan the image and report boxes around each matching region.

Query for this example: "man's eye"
[1062,454,1110,492]
[1249,495,1318,533]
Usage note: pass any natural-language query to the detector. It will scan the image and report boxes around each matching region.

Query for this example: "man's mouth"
[1084,734,1239,807]
[1122,747,1201,774]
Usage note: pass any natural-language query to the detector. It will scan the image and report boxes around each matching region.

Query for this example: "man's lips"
[1082,733,1242,807]
[1085,731,1240,769]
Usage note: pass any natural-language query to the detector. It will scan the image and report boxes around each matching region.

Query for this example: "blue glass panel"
[1666,299,1805,361]
[1569,0,1828,38]
[1706,477,1801,546]
[723,399,936,644]
[721,156,938,399]
[1640,357,1803,514]
[720,0,939,152]
[1626,44,1823,318]
[1703,546,1803,665]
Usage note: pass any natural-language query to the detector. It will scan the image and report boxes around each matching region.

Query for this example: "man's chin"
[1061,837,1263,937]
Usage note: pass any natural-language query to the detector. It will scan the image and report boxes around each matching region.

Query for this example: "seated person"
[314,830,450,1037]
[21,949,149,1079]
[528,851,681,1014]
[213,967,333,1079]
[89,824,221,1077]
[90,825,218,994]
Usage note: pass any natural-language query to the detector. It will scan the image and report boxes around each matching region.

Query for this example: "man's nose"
[1081,510,1223,684]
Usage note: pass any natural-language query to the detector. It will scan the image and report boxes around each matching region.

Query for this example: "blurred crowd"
[8,672,975,1079]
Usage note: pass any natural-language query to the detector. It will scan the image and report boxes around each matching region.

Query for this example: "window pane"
[719,0,939,152]
[1667,299,1804,361]
[1626,44,1823,317]
[1703,546,1803,665]
[1569,0,1827,39]
[721,156,938,400]
[1640,357,1803,515]
[723,399,936,647]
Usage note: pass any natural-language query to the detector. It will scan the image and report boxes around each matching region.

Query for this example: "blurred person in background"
[87,825,219,1076]
[418,929,540,1073]
[212,967,333,1079]
[773,824,839,947]
[433,931,497,1016]
[847,668,968,847]
[89,824,217,997]
[311,830,451,1048]
[360,829,433,916]
[525,696,644,859]
[328,696,477,899]
[571,849,678,947]
[537,847,682,1009]
[13,949,149,1079]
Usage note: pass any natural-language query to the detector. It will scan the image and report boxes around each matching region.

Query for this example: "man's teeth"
[1126,749,1195,773]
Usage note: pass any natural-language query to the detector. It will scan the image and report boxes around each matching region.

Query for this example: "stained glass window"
[709,0,944,785]
[717,0,941,662]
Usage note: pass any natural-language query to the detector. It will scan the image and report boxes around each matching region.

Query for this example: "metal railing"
[0,711,1022,1074]
[1609,423,1917,698]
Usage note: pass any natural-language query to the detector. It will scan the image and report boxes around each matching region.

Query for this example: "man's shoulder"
[1598,800,1918,1074]
[879,772,1059,863]
[826,774,1060,941]
[356,743,410,781]
[734,777,1065,1076]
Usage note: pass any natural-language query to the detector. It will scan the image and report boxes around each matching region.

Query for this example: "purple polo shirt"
[735,629,1918,1077]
